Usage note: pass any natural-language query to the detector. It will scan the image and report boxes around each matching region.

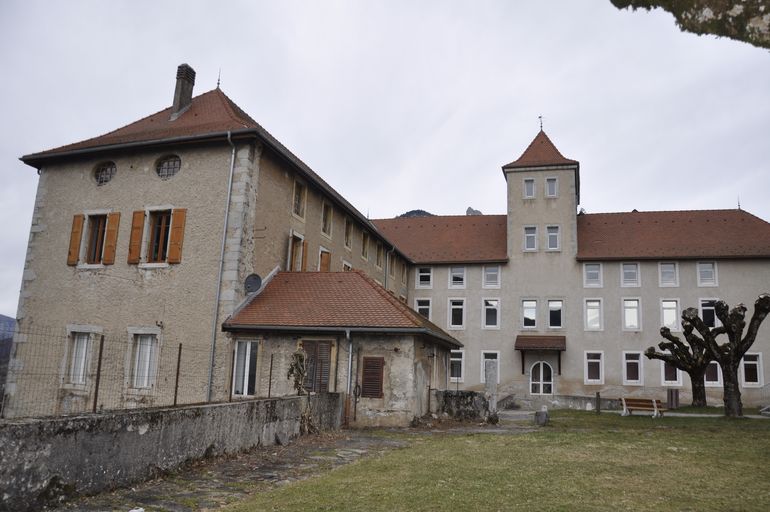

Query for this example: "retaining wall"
[0,393,343,512]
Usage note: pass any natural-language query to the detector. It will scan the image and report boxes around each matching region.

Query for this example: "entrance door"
[530,361,553,395]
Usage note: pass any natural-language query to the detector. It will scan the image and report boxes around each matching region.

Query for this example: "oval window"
[156,155,181,180]
[94,162,116,186]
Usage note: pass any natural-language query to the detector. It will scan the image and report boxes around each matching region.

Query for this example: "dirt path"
[52,412,535,512]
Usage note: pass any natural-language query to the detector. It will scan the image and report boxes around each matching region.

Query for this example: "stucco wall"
[0,394,343,512]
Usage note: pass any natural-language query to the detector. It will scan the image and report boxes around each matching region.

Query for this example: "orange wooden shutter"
[320,251,331,272]
[301,240,308,272]
[361,357,384,398]
[67,214,85,266]
[167,208,187,264]
[127,210,145,264]
[102,212,121,265]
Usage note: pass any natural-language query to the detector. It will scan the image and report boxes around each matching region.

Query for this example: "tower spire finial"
[217,68,221,89]
[538,115,543,131]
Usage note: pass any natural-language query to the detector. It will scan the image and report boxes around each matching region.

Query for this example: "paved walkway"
[53,414,533,512]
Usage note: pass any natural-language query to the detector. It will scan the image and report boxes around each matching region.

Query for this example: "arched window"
[530,361,553,395]
[94,161,116,185]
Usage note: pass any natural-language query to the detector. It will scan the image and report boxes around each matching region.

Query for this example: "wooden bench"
[621,397,667,418]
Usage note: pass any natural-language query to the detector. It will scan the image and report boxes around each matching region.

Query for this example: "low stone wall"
[432,390,490,420]
[516,394,621,412]
[0,394,343,512]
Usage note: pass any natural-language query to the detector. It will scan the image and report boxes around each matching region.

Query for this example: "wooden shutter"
[319,251,331,272]
[167,208,187,264]
[127,210,145,264]
[301,240,308,272]
[361,357,384,398]
[317,341,331,393]
[67,214,85,265]
[102,212,121,265]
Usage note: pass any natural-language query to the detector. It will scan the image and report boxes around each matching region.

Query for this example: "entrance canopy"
[514,335,566,374]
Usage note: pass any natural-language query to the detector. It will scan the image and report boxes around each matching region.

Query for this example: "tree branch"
[740,294,770,355]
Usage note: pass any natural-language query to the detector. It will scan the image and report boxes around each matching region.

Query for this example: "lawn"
[224,411,770,511]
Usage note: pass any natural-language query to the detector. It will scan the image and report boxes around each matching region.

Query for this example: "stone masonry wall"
[0,394,343,512]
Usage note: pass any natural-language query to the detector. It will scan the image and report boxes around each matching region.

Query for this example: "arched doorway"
[530,361,553,395]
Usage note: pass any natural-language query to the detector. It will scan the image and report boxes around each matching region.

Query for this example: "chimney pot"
[171,63,196,118]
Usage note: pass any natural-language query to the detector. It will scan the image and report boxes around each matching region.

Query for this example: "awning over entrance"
[514,335,566,374]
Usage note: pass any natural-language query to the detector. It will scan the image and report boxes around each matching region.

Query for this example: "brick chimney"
[171,63,196,119]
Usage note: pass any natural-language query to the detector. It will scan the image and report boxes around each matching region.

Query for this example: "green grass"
[224,411,770,511]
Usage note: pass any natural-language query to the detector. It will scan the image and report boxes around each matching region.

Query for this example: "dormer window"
[156,155,181,180]
[94,162,116,186]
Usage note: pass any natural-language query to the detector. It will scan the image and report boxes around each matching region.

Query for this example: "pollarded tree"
[645,320,712,407]
[681,294,770,417]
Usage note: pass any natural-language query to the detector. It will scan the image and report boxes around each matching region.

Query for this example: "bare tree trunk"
[689,368,707,407]
[721,363,743,418]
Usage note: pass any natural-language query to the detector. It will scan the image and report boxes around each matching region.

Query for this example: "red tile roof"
[224,271,461,348]
[28,89,259,157]
[577,209,770,260]
[514,335,566,351]
[373,215,508,264]
[503,130,577,169]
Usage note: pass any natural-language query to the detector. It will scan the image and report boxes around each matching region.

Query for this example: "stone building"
[5,63,770,420]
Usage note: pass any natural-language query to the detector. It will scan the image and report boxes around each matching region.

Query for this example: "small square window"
[522,299,537,329]
[415,298,431,320]
[583,263,602,287]
[416,267,432,288]
[483,266,501,288]
[524,226,537,251]
[661,361,682,386]
[449,266,466,289]
[621,263,640,287]
[545,177,558,197]
[705,361,722,387]
[741,353,763,387]
[659,262,678,287]
[697,261,718,286]
[523,178,535,199]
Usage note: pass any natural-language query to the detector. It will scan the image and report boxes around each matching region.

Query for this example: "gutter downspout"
[345,329,353,426]
[207,131,237,402]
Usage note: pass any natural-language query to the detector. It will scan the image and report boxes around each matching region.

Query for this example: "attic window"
[94,162,116,185]
[156,155,181,180]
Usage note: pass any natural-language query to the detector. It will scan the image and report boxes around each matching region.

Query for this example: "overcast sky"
[1,0,769,318]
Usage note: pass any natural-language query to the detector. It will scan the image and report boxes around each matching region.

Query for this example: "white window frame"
[448,298,466,330]
[415,298,432,321]
[342,260,353,272]
[547,299,563,329]
[705,360,722,388]
[450,349,465,383]
[584,351,604,385]
[584,298,603,331]
[138,205,176,268]
[375,242,383,269]
[77,208,113,269]
[63,324,102,388]
[699,298,722,328]
[291,179,307,220]
[480,350,501,384]
[317,246,331,271]
[622,297,642,331]
[546,225,560,251]
[126,326,161,391]
[583,263,603,288]
[622,351,643,386]
[620,262,641,287]
[661,360,683,386]
[416,267,433,289]
[482,265,501,289]
[482,298,501,330]
[697,261,718,287]
[523,178,535,199]
[448,266,466,289]
[741,353,763,388]
[658,262,679,287]
[545,177,558,198]
[522,299,538,329]
[232,339,260,397]
[661,299,681,331]
[523,226,538,252]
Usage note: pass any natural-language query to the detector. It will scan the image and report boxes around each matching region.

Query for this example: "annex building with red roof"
[6,63,770,422]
